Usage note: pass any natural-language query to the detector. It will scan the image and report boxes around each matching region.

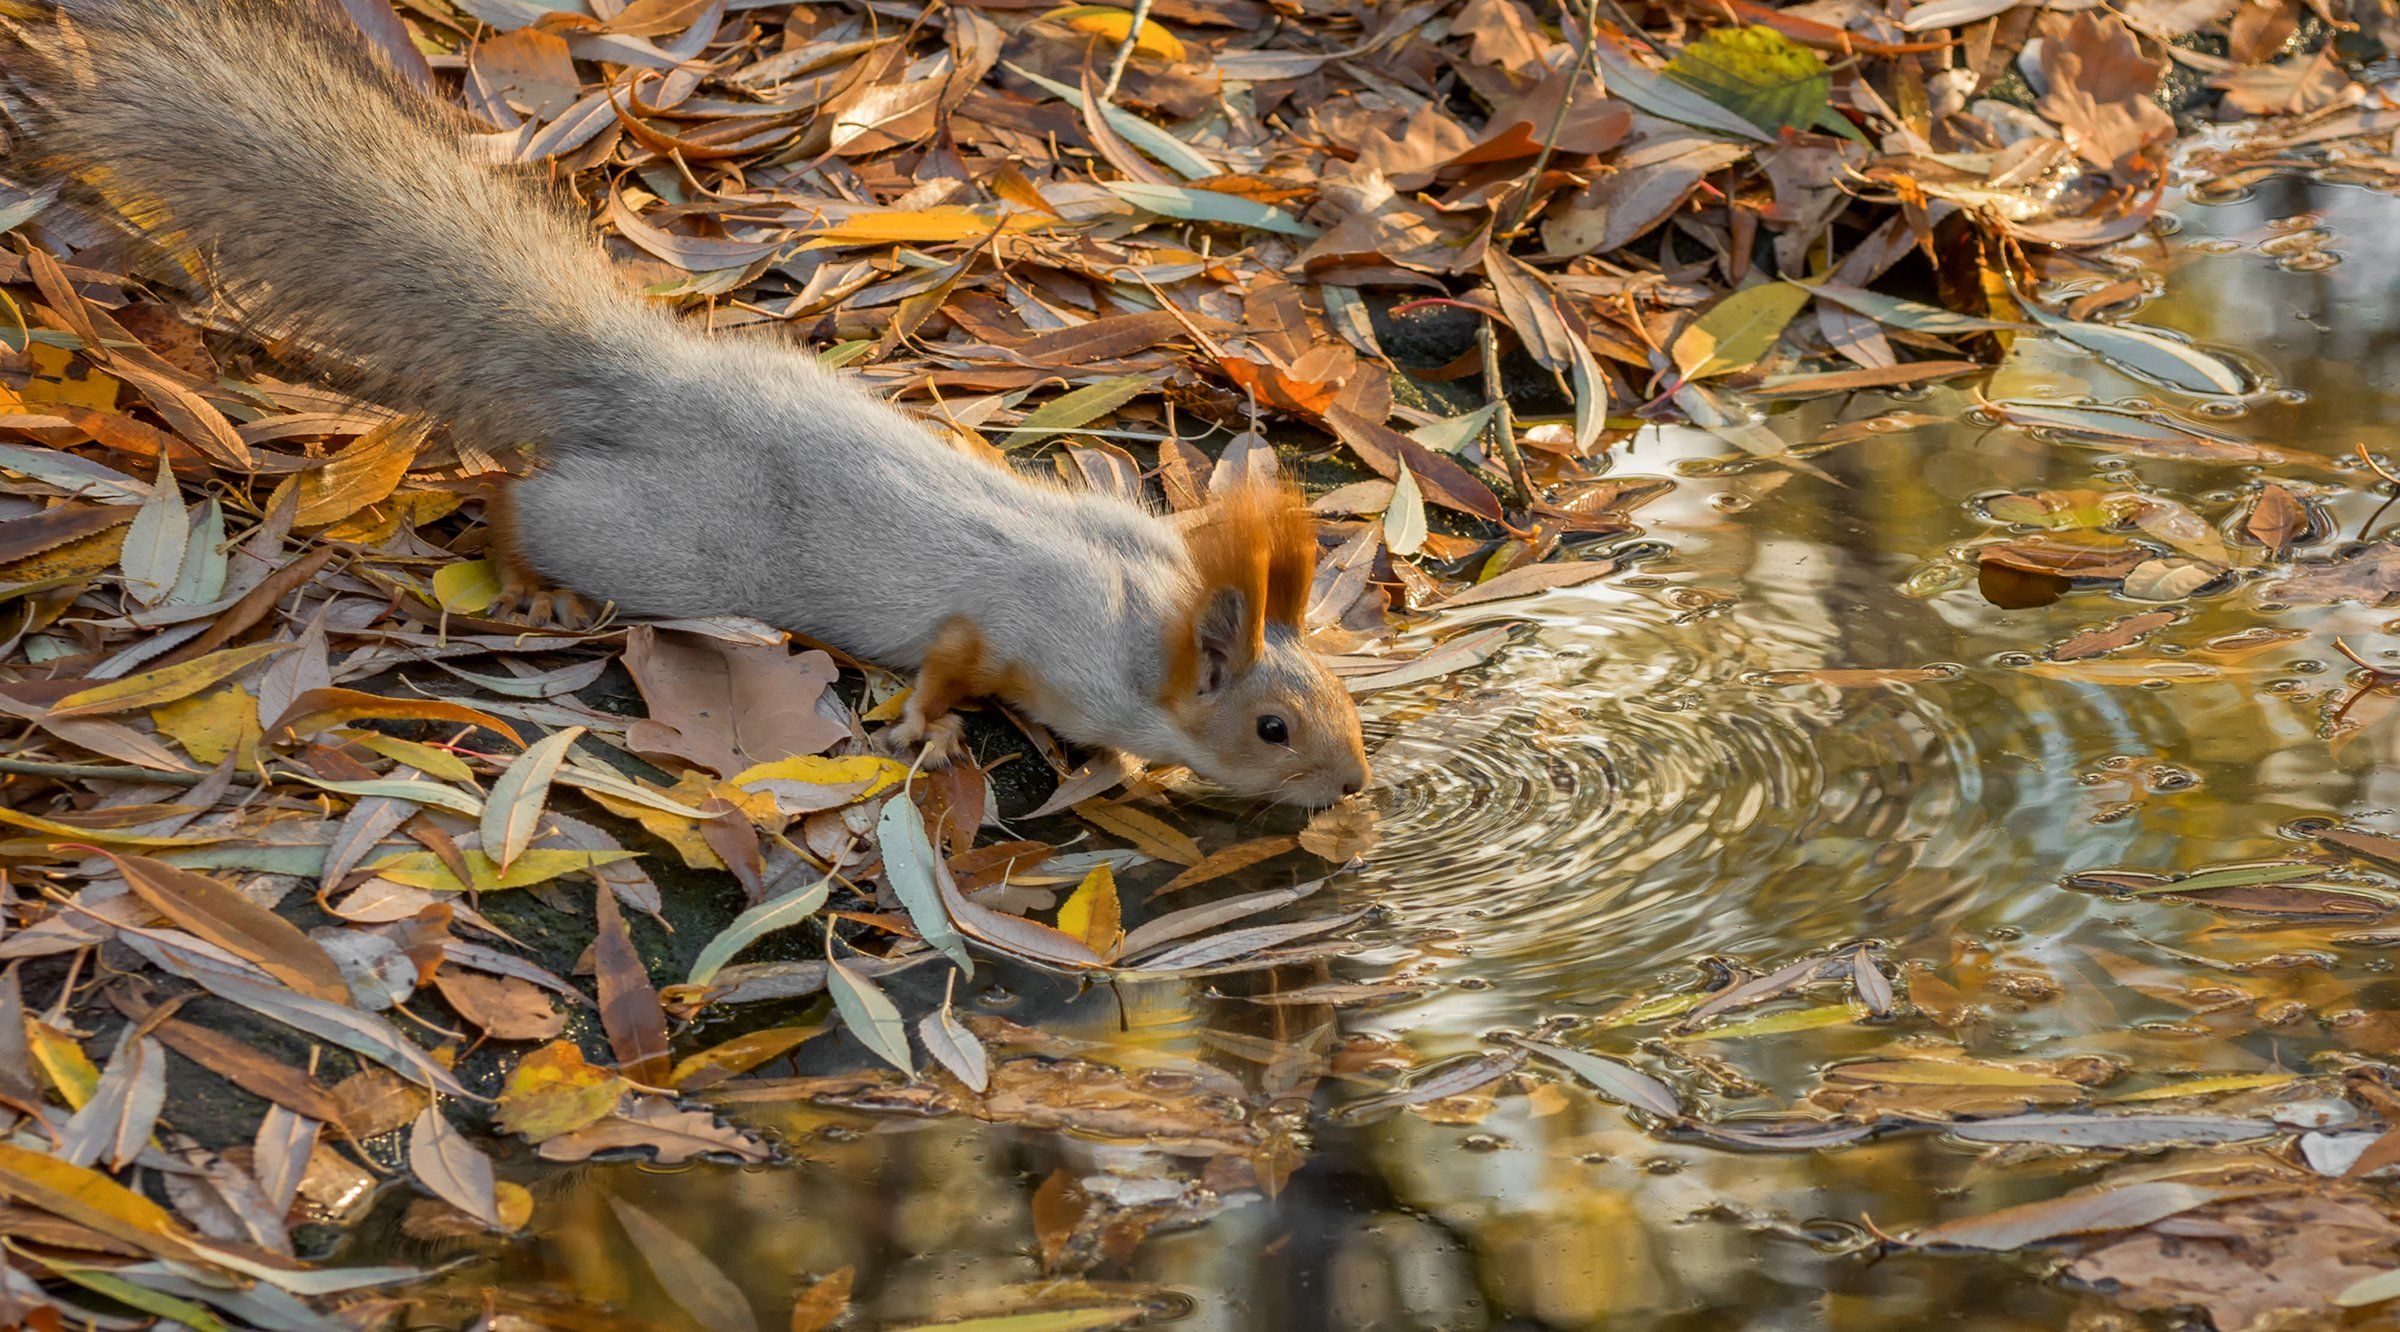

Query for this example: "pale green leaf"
[482,726,583,872]
[688,869,833,987]
[1101,181,1320,237]
[876,790,973,975]
[828,955,913,1074]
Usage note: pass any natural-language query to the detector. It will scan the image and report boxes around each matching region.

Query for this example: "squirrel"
[1,0,1371,808]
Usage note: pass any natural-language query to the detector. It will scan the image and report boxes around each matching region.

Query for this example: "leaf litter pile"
[5,0,2400,1325]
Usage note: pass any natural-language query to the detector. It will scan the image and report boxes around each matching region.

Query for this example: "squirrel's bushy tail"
[3,0,664,442]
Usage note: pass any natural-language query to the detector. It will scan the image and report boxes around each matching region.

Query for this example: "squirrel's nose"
[1341,779,1362,797]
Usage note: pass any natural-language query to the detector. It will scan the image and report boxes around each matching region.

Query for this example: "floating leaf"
[1909,1181,2254,1250]
[2024,305,2245,395]
[1516,1041,1684,1119]
[919,974,989,1093]
[495,1041,628,1141]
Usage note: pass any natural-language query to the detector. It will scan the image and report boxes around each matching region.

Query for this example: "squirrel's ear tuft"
[1185,479,1314,631]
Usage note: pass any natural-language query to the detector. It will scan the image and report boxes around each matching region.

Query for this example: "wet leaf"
[1517,1041,1683,1119]
[611,1194,761,1332]
[828,954,913,1074]
[1944,1114,2280,1146]
[1154,835,1298,895]
[2052,610,2177,661]
[495,1041,629,1141]
[1910,1180,2257,1250]
[920,983,990,1094]
[2024,305,2244,395]
[536,1097,771,1164]
[790,1268,856,1332]
[670,1025,823,1091]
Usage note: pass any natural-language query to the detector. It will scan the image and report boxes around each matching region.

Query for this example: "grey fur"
[7,0,1368,804]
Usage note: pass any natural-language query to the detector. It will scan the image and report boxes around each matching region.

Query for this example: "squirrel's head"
[1164,481,1369,809]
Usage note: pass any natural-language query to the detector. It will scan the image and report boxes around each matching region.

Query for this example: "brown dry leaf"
[2065,1188,2400,1332]
[790,1267,855,1332]
[2034,14,2176,175]
[624,627,850,776]
[2245,482,2307,555]
[435,970,567,1042]
[103,852,351,1004]
[593,886,673,1086]
[2052,610,2178,661]
[2212,47,2350,116]
[287,418,428,529]
[535,1096,771,1164]
[2269,543,2400,605]
[1299,801,1378,861]
[1155,835,1299,895]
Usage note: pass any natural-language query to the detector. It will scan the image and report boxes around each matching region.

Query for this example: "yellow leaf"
[669,1024,825,1090]
[0,805,215,849]
[495,1041,628,1142]
[731,753,908,802]
[862,687,911,724]
[288,418,427,528]
[26,1018,100,1109]
[23,343,119,411]
[335,729,476,783]
[366,848,639,892]
[151,685,263,769]
[51,642,290,718]
[1668,1001,1866,1041]
[494,1180,535,1232]
[1074,800,1202,865]
[803,207,1057,248]
[2112,1072,2300,1102]
[1040,3,1187,60]
[1055,863,1124,960]
[0,1142,201,1262]
[431,559,502,615]
[0,524,126,583]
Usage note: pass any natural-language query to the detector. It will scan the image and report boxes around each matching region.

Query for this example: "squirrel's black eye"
[1256,715,1290,746]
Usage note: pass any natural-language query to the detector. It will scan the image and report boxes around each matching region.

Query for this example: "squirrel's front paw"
[882,711,967,769]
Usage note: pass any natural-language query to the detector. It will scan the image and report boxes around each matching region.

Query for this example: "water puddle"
[366,169,2400,1330]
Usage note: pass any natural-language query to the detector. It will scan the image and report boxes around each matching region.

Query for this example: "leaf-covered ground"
[10,0,2400,1326]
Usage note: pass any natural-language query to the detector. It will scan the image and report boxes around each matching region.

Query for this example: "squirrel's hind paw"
[491,586,598,631]
[880,711,968,770]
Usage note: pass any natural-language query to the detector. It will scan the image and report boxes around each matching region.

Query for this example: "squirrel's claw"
[881,709,967,770]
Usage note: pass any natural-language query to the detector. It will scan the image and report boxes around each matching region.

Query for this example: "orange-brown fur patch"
[480,477,545,602]
[913,616,1051,722]
[1161,481,1318,707]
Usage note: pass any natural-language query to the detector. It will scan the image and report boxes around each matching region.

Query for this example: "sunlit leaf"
[687,869,833,987]
[1671,282,1812,382]
[483,725,583,872]
[828,954,913,1074]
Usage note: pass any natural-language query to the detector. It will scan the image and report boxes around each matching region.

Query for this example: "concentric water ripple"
[1348,564,2167,1012]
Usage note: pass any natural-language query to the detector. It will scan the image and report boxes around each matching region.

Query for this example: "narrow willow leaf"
[105,852,351,1004]
[1813,281,2022,333]
[119,453,187,606]
[828,954,913,1074]
[165,497,227,607]
[408,1105,504,1229]
[1516,1040,1683,1119]
[875,791,973,975]
[918,974,988,1093]
[1101,181,1320,236]
[1384,463,1428,557]
[482,726,583,872]
[1006,63,1220,178]
[1671,282,1812,381]
[609,1195,761,1332]
[287,774,485,818]
[1005,373,1153,449]
[687,869,833,987]
[2024,304,2244,395]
